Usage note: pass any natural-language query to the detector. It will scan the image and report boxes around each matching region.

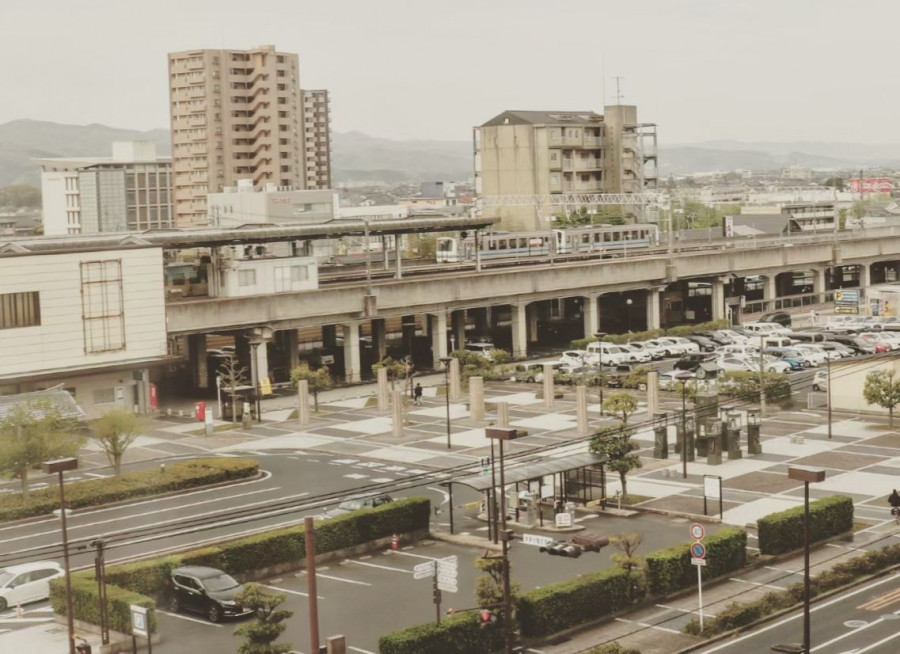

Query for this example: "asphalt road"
[697,571,900,654]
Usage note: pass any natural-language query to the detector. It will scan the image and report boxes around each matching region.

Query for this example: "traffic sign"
[691,542,707,559]
[690,523,706,540]
[439,556,458,567]
[523,534,554,547]
[437,573,457,585]
[437,581,458,593]
[413,569,433,580]
[555,513,573,527]
[691,557,707,567]
[414,561,436,574]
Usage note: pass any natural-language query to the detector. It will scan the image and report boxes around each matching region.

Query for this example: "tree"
[601,392,638,424]
[590,425,642,500]
[863,370,900,426]
[475,556,519,618]
[91,409,146,475]
[233,584,293,654]
[609,532,644,573]
[372,356,411,392]
[0,400,82,500]
[0,184,41,209]
[291,363,333,412]
[218,357,250,423]
[821,176,845,191]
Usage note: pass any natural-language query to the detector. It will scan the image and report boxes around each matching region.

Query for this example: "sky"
[2,0,898,145]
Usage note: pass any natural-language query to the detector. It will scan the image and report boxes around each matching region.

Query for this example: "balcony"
[190,131,207,142]
[576,159,603,171]
[189,86,206,98]
[562,160,574,171]
[190,159,207,169]
[188,115,207,127]
[584,137,603,147]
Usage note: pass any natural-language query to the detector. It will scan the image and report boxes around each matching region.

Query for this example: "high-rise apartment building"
[474,105,657,230]
[37,141,173,236]
[302,90,332,189]
[168,45,327,227]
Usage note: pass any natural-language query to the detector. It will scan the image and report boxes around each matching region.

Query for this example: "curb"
[431,529,501,552]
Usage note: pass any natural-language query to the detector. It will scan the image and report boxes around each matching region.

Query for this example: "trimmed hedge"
[377,612,503,654]
[646,527,747,596]
[105,497,431,598]
[684,583,805,636]
[584,645,641,654]
[50,575,158,635]
[571,320,731,349]
[757,495,853,556]
[720,371,792,402]
[0,458,259,522]
[517,567,644,638]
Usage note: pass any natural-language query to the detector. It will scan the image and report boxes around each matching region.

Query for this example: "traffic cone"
[391,534,400,550]
[16,605,24,618]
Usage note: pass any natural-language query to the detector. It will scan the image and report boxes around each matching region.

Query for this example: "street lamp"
[485,428,523,654]
[440,356,453,449]
[43,457,78,654]
[773,467,826,654]
[625,298,633,332]
[594,331,608,408]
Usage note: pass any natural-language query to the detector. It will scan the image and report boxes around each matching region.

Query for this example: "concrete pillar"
[813,268,827,295]
[449,357,461,400]
[394,234,403,279]
[583,294,600,338]
[451,310,466,352]
[322,324,338,348]
[472,307,490,335]
[401,315,416,357]
[526,304,539,343]
[372,319,387,361]
[429,312,448,368]
[497,401,509,428]
[711,278,726,322]
[377,367,389,411]
[297,379,310,425]
[284,330,299,372]
[859,263,871,290]
[253,340,270,387]
[576,385,588,436]
[392,389,404,438]
[542,363,555,408]
[343,322,361,383]
[646,370,659,417]
[235,333,251,372]
[646,288,661,330]
[511,303,528,358]
[189,333,209,389]
[469,376,485,421]
[764,275,777,302]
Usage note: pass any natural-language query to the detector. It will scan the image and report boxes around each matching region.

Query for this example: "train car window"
[519,238,527,248]
[488,240,497,251]
[498,239,508,250]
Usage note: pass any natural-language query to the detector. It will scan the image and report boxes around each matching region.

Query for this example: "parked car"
[465,342,496,360]
[665,336,701,353]
[628,341,666,360]
[604,364,647,390]
[619,343,652,363]
[742,322,791,337]
[718,355,790,374]
[559,350,592,368]
[819,341,855,358]
[0,562,64,611]
[168,566,252,622]
[329,493,394,517]
[674,353,718,373]
[685,334,718,352]
[763,348,806,370]
[511,362,561,383]
[827,333,878,354]
[791,344,829,365]
[812,369,828,392]
[694,330,732,346]
[643,338,684,357]
[759,311,793,328]
[585,341,629,366]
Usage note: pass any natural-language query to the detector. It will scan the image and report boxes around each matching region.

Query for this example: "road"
[697,571,900,654]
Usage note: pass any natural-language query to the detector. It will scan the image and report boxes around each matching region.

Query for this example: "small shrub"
[757,496,853,555]
[646,528,746,596]
[50,575,157,635]
[377,612,502,654]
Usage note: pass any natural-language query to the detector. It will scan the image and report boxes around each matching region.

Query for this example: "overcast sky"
[2,0,897,144]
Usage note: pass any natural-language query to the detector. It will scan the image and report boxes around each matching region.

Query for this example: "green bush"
[684,581,812,636]
[105,497,431,599]
[584,644,641,654]
[0,458,259,522]
[517,567,643,638]
[50,575,157,635]
[377,612,503,654]
[720,372,791,402]
[757,496,853,555]
[646,528,747,596]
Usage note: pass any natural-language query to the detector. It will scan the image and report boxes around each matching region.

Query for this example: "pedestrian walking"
[413,383,423,406]
[810,309,818,326]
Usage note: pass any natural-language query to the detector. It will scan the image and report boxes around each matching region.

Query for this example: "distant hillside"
[0,119,170,186]
[331,131,472,182]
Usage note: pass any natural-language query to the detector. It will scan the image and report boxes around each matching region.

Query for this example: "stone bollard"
[449,358,462,401]
[469,376,485,421]
[653,412,669,459]
[377,367,389,412]
[497,401,509,428]
[576,385,589,436]
[392,389,404,438]
[646,370,659,417]
[297,380,310,426]
[542,363,555,408]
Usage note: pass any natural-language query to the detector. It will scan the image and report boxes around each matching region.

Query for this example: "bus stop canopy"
[444,452,606,492]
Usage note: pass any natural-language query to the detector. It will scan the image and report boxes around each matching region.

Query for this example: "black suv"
[674,353,718,373]
[168,566,252,622]
[759,312,792,328]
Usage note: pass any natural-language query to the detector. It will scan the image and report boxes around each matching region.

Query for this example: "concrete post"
[712,278,726,322]
[189,333,209,389]
[429,312,448,368]
[469,376,485,421]
[496,401,509,428]
[542,363,555,408]
[449,357,461,400]
[394,234,403,279]
[526,303,539,343]
[254,339,270,388]
[646,288,661,330]
[372,318,387,361]
[646,370,659,417]
[813,268,827,295]
[859,262,871,291]
[583,294,600,338]
[511,303,528,358]
[392,389,404,438]
[284,330,299,372]
[576,385,589,436]
[451,310,466,352]
[342,322,361,383]
[764,275,778,303]
[653,413,669,459]
[297,380,310,426]
[326,635,347,654]
[377,367,389,412]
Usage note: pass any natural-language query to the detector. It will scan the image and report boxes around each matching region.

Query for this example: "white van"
[465,342,495,361]
[585,341,628,365]
[743,322,789,337]
[762,336,795,349]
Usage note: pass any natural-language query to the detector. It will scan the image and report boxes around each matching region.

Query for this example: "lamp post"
[440,356,453,449]
[43,457,79,654]
[826,354,832,440]
[486,428,522,654]
[626,298,633,332]
[774,467,826,654]
[594,331,608,409]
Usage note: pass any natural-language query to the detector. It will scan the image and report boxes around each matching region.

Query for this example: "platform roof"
[446,452,606,492]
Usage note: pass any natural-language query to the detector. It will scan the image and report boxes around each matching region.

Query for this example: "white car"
[718,355,790,374]
[812,369,828,392]
[643,339,682,357]
[585,342,629,366]
[658,369,695,391]
[0,562,65,611]
[791,344,828,365]
[465,342,496,360]
[629,341,666,360]
[743,322,791,337]
[665,337,701,353]
[619,343,652,363]
[559,350,593,367]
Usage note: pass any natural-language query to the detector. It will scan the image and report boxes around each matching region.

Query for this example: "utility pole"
[93,539,110,645]
[758,334,766,418]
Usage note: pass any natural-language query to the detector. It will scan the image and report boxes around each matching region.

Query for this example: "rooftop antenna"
[601,52,607,106]
[613,76,625,104]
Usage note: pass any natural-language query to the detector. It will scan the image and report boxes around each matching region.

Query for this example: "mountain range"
[1,119,898,188]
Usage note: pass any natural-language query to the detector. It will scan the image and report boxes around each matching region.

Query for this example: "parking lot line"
[345,559,411,574]
[299,571,371,586]
[261,584,323,599]
[156,610,223,627]
[390,550,440,561]
[348,647,376,654]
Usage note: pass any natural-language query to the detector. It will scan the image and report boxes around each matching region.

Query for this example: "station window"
[0,291,41,329]
[238,269,256,287]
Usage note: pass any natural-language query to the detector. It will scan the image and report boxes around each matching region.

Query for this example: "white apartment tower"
[302,90,332,189]
[169,45,331,227]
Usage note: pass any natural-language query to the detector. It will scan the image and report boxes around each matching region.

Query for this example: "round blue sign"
[691,542,707,558]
